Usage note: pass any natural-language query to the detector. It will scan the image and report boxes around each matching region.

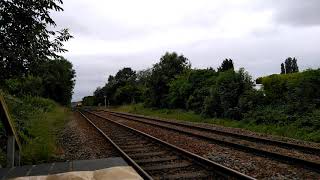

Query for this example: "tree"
[218,59,234,72]
[145,52,190,107]
[292,58,299,73]
[93,87,105,105]
[114,84,140,104]
[0,0,72,83]
[114,67,136,86]
[168,68,217,110]
[82,96,95,106]
[137,69,152,86]
[285,57,292,74]
[167,72,193,108]
[111,67,138,104]
[281,63,285,74]
[93,67,140,105]
[283,57,299,74]
[203,68,254,119]
[3,57,75,105]
[37,57,76,105]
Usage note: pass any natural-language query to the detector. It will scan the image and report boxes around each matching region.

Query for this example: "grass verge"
[112,103,320,143]
[0,94,69,166]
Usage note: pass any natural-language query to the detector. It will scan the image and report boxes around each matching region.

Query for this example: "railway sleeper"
[157,171,210,180]
[148,166,209,179]
[142,162,192,171]
[124,147,160,153]
[121,143,154,149]
[129,151,167,158]
[135,156,178,163]
[112,140,149,145]
[115,136,138,139]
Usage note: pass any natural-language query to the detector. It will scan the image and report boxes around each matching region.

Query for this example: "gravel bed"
[96,111,320,179]
[105,112,320,163]
[58,112,119,160]
[111,111,320,149]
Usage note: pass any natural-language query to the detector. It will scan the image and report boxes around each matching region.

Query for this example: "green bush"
[294,109,320,131]
[244,106,289,125]
[203,88,222,117]
[202,68,254,119]
[5,76,44,97]
[238,89,265,113]
[22,96,55,112]
[186,88,209,113]
[261,69,320,110]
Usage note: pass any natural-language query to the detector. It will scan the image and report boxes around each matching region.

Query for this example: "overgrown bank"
[0,94,70,166]
[112,104,320,143]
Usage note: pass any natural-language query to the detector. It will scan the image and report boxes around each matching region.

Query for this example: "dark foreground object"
[0,157,127,179]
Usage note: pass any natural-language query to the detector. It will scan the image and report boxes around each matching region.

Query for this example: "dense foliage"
[91,67,140,106]
[85,53,319,136]
[145,52,190,107]
[3,58,75,105]
[0,0,75,106]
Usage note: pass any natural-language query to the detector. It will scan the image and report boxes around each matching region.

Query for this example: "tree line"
[84,53,320,132]
[0,0,75,105]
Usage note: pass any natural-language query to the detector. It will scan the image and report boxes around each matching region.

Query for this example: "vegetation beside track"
[0,94,70,166]
[112,103,320,143]
[0,0,75,167]
[85,53,320,144]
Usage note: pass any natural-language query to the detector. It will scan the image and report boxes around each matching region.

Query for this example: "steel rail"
[101,110,320,172]
[78,111,153,180]
[83,110,255,180]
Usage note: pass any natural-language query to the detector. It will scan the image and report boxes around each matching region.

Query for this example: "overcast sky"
[51,0,320,101]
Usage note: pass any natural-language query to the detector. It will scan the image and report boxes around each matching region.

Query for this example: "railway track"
[97,110,320,173]
[78,110,254,179]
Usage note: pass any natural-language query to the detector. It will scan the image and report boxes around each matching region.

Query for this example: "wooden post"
[6,136,15,167]
[15,150,20,166]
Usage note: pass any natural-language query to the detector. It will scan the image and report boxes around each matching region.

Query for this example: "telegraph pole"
[104,95,107,109]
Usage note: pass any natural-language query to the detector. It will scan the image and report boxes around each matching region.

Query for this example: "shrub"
[238,89,265,113]
[294,109,320,131]
[244,106,289,125]
[260,69,320,109]
[5,76,44,97]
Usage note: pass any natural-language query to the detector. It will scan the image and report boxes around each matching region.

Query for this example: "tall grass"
[1,94,70,166]
[112,104,320,143]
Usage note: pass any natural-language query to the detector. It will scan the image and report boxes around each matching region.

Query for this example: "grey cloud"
[178,26,320,78]
[53,14,148,41]
[51,3,151,41]
[269,0,320,26]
